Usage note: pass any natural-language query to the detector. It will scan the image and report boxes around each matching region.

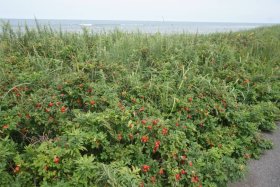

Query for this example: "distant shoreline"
[1,18,277,34]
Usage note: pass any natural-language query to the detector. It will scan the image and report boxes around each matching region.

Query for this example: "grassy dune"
[0,23,279,186]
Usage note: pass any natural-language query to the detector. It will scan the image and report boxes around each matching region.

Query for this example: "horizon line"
[1,17,279,25]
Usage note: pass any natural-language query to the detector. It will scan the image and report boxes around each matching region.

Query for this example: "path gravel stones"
[229,123,280,187]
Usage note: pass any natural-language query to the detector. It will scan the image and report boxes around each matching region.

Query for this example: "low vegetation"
[0,22,279,186]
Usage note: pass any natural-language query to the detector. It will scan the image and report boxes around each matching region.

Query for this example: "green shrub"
[0,23,279,186]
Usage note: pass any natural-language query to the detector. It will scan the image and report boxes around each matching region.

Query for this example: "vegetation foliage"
[0,22,279,186]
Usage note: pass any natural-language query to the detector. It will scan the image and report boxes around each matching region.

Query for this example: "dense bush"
[0,23,279,186]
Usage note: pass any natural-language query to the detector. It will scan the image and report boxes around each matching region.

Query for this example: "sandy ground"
[229,122,280,187]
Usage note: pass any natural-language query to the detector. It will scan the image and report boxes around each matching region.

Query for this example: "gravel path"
[229,123,280,187]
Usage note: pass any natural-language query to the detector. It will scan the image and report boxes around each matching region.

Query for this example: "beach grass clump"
[0,23,279,186]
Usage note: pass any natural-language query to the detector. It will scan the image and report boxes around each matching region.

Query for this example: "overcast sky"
[1,0,280,23]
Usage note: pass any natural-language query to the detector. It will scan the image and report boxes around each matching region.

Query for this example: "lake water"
[1,19,275,34]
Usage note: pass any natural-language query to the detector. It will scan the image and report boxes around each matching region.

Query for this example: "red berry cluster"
[141,136,149,143]
[153,140,161,153]
[142,165,150,173]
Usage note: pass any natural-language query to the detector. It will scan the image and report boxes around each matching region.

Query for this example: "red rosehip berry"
[191,176,199,183]
[90,100,95,106]
[189,161,193,167]
[175,173,181,181]
[53,156,60,164]
[152,119,159,125]
[117,134,122,141]
[129,133,133,140]
[60,106,67,113]
[244,79,250,84]
[139,106,145,112]
[159,168,164,175]
[142,165,150,173]
[26,114,31,119]
[139,182,144,187]
[141,136,149,143]
[44,165,49,171]
[184,107,190,111]
[2,124,9,129]
[150,176,156,184]
[141,119,147,125]
[131,98,137,103]
[162,127,168,135]
[36,103,42,108]
[14,165,20,173]
[153,140,161,153]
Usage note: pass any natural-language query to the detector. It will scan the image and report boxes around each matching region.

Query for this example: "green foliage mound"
[0,23,279,186]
